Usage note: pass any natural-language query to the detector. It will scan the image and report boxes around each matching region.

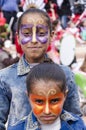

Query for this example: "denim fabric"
[7,110,86,130]
[60,65,81,115]
[0,55,81,130]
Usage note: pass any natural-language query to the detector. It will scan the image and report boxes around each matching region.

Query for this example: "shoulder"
[61,110,86,129]
[0,62,18,77]
[59,64,72,73]
[0,63,18,93]
[59,65,74,79]
[8,116,27,130]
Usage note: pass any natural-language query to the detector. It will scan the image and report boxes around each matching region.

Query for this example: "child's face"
[18,13,51,63]
[29,80,66,124]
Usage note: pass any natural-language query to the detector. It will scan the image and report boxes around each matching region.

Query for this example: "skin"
[29,80,67,124]
[18,13,51,63]
[83,20,86,27]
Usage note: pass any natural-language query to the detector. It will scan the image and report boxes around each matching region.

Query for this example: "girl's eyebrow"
[37,24,48,29]
[20,24,33,29]
[20,24,48,29]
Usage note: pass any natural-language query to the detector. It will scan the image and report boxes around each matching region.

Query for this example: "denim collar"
[17,54,52,76]
[25,111,40,130]
[17,55,30,75]
[61,110,78,121]
[25,110,78,130]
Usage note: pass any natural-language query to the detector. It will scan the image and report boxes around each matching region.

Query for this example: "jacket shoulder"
[61,110,86,130]
[8,117,26,130]
[0,63,18,76]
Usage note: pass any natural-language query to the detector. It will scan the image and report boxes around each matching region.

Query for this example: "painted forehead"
[21,13,48,26]
[35,89,57,96]
[30,81,62,96]
[20,24,48,30]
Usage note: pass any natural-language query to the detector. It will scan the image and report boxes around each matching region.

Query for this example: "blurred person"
[47,19,64,64]
[65,19,86,44]
[0,40,19,69]
[45,0,58,22]
[0,40,11,69]
[0,4,81,130]
[0,0,22,44]
[17,0,25,12]
[74,0,85,15]
[56,0,75,29]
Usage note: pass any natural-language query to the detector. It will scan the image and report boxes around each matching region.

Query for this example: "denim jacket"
[0,55,81,130]
[7,110,86,130]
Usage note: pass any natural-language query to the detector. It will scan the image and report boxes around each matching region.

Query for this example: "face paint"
[19,24,49,45]
[19,24,32,44]
[36,25,49,44]
[30,92,65,116]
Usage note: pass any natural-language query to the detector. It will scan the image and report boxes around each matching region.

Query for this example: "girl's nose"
[32,27,37,43]
[44,102,50,114]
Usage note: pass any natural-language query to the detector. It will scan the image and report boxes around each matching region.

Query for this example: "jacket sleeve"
[61,65,82,116]
[0,80,12,130]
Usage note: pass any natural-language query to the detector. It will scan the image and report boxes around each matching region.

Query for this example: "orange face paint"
[29,92,65,116]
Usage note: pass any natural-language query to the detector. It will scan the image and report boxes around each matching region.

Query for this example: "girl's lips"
[41,116,55,120]
[28,46,41,48]
[27,46,42,51]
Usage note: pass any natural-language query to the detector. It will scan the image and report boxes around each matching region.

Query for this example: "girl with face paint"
[8,63,86,130]
[17,8,52,63]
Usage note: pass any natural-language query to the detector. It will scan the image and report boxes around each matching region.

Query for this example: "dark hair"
[26,63,67,94]
[52,19,58,31]
[17,8,52,33]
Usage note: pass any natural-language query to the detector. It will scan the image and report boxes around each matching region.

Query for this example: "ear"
[49,31,54,44]
[64,89,68,100]
[51,30,54,39]
[25,91,29,97]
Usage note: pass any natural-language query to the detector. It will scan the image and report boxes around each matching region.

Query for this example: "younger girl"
[8,63,86,130]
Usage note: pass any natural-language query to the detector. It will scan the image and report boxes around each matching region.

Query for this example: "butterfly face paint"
[30,92,65,116]
[19,24,49,45]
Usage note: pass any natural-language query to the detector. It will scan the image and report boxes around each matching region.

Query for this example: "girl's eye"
[35,99,44,105]
[23,32,32,36]
[37,28,47,36]
[21,28,32,36]
[50,98,60,104]
[37,32,46,36]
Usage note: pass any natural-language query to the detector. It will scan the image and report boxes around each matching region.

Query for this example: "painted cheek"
[20,35,48,45]
[50,101,63,115]
[36,24,49,44]
[21,37,32,44]
[49,93,65,115]
[30,95,45,115]
[37,35,48,44]
[32,104,44,115]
